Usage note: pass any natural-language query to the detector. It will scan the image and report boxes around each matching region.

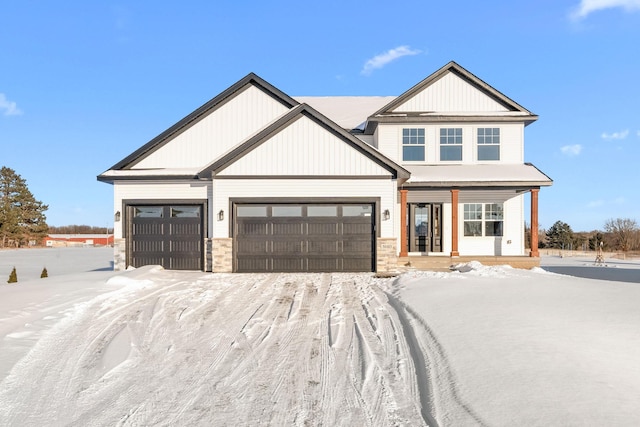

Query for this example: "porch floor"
[396,255,540,272]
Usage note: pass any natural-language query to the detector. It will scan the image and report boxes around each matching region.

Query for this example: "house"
[98,61,552,273]
[45,234,114,247]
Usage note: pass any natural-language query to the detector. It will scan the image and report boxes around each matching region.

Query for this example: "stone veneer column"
[113,239,126,271]
[376,238,398,273]
[212,238,233,272]
[450,189,460,257]
[399,189,408,257]
[530,188,540,257]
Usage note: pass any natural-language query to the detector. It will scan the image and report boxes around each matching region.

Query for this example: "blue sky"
[1,0,639,232]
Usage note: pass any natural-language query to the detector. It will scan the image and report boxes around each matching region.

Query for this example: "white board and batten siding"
[217,116,392,177]
[133,85,291,169]
[113,181,210,238]
[392,72,509,113]
[213,179,398,239]
[375,122,524,165]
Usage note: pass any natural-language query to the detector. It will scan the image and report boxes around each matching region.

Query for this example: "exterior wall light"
[217,210,224,221]
[114,211,121,222]
[383,209,390,221]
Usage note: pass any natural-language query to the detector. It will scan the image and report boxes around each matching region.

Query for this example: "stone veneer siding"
[212,238,233,273]
[376,238,398,273]
[114,238,126,271]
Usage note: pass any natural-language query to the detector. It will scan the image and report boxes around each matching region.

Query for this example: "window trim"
[439,128,463,162]
[477,127,500,161]
[463,203,504,237]
[402,128,426,162]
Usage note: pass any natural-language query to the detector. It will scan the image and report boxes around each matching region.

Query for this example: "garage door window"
[237,206,268,217]
[272,206,303,217]
[171,206,200,218]
[343,205,373,217]
[307,206,338,217]
[134,206,163,217]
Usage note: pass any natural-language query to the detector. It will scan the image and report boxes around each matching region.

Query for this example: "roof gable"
[365,62,537,132]
[106,73,299,171]
[198,104,410,180]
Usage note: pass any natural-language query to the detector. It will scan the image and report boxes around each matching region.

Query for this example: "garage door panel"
[238,221,269,235]
[170,240,201,253]
[308,240,340,253]
[170,222,201,236]
[132,256,164,266]
[342,257,373,272]
[272,240,305,254]
[169,257,201,271]
[307,222,339,235]
[237,256,270,272]
[307,258,340,271]
[343,222,373,235]
[272,257,305,271]
[236,239,270,253]
[132,240,164,252]
[132,222,164,235]
[272,222,305,235]
[234,203,374,272]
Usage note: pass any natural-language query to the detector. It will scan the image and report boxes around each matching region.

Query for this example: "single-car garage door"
[129,204,204,270]
[234,203,375,272]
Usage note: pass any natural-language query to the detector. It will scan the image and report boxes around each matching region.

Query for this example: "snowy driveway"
[0,269,443,426]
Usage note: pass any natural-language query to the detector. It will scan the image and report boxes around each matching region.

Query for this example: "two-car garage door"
[234,203,375,272]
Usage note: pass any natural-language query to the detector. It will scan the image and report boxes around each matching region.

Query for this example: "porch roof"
[404,163,553,188]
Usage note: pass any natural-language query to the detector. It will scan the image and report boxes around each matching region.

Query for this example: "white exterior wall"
[218,116,390,177]
[392,72,509,113]
[212,179,398,239]
[133,86,290,169]
[457,194,525,256]
[113,180,210,238]
[375,122,524,165]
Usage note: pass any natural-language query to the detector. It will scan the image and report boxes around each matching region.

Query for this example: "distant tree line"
[48,225,112,234]
[0,166,48,248]
[533,218,640,252]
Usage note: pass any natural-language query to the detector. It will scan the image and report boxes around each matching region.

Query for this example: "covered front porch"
[395,164,552,269]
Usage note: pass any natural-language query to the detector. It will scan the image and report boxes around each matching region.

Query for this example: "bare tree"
[604,218,639,251]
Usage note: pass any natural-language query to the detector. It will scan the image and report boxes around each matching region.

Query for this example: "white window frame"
[440,128,463,161]
[402,128,425,162]
[463,203,503,237]
[477,128,500,161]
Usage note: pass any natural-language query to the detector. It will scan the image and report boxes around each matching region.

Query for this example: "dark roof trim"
[365,61,537,133]
[97,174,200,183]
[107,73,299,171]
[368,114,539,126]
[197,103,411,180]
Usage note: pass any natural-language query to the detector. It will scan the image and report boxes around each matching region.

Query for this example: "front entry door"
[408,203,443,253]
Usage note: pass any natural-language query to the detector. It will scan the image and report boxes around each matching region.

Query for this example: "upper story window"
[477,128,500,161]
[402,128,425,161]
[440,128,462,161]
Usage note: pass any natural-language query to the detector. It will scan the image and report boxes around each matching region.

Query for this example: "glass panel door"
[409,204,430,252]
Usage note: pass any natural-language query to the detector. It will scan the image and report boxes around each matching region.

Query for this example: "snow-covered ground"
[0,248,639,426]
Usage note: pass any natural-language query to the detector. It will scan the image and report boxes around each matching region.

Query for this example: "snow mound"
[450,261,513,276]
[105,265,163,288]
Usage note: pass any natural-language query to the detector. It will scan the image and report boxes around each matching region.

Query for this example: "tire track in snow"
[1,271,435,426]
[386,291,489,427]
